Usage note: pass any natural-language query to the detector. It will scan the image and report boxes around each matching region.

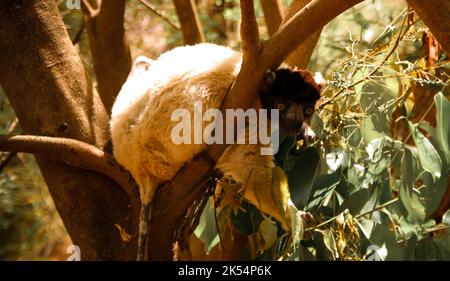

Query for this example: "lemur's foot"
[299,211,315,240]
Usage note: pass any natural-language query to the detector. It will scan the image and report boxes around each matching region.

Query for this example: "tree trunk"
[173,0,205,45]
[0,0,137,260]
[85,0,132,114]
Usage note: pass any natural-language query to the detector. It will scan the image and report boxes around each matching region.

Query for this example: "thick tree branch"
[0,135,139,208]
[173,0,205,45]
[406,0,450,55]
[263,0,363,70]
[240,0,261,62]
[282,0,322,68]
[260,0,284,36]
[85,0,132,114]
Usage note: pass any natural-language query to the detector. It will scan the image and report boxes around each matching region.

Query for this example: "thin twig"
[320,9,412,109]
[139,0,181,30]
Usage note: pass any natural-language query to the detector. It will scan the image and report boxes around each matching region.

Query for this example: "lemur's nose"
[292,121,303,131]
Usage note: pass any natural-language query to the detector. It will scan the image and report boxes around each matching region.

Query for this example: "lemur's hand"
[299,123,316,147]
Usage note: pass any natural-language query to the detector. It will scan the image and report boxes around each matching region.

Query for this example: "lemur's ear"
[132,56,153,73]
[313,72,326,92]
[264,70,276,84]
[261,70,276,94]
[260,70,277,108]
[298,69,324,93]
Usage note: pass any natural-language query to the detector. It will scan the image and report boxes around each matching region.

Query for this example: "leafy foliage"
[191,2,450,261]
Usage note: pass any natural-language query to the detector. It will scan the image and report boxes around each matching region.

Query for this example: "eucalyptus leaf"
[230,201,263,236]
[442,210,450,226]
[288,147,320,209]
[408,121,442,179]
[305,169,342,212]
[287,200,304,246]
[435,92,450,166]
[337,186,375,215]
[258,219,278,251]
[368,223,403,261]
[399,149,426,224]
[194,199,219,254]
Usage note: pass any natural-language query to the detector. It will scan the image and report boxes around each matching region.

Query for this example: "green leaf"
[258,219,278,251]
[287,201,304,246]
[402,235,417,261]
[194,199,219,254]
[337,186,374,215]
[319,229,338,259]
[435,92,450,166]
[399,149,426,224]
[230,201,263,236]
[305,169,342,212]
[368,223,403,261]
[408,121,442,179]
[275,136,295,167]
[288,147,320,209]
[415,238,437,261]
[442,210,450,226]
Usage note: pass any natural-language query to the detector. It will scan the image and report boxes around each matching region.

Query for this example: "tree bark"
[407,0,450,55]
[282,0,322,68]
[173,0,205,45]
[0,0,137,260]
[0,135,140,209]
[260,0,284,36]
[84,0,132,114]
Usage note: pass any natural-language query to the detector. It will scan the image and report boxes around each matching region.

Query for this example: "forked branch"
[0,135,139,208]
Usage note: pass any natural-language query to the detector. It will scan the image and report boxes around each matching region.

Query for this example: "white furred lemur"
[110,43,322,260]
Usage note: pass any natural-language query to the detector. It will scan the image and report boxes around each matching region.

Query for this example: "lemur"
[110,43,322,260]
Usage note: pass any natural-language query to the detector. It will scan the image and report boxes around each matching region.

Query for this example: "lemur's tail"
[137,203,152,261]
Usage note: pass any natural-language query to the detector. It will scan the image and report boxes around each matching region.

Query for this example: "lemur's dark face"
[260,68,322,136]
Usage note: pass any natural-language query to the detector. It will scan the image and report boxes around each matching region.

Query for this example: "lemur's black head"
[260,68,322,136]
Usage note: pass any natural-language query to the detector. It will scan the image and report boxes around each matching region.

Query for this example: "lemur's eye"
[304,107,314,116]
[277,104,285,111]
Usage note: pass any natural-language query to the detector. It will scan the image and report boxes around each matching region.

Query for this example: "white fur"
[110,43,286,227]
[111,43,242,203]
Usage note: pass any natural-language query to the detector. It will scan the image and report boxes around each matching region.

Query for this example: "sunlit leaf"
[337,186,374,215]
[194,199,220,254]
[399,149,426,224]
[435,92,450,166]
[305,169,342,212]
[368,223,403,261]
[408,121,442,179]
[287,200,304,246]
[258,219,278,251]
[442,210,450,226]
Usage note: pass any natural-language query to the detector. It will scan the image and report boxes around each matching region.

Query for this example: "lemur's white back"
[110,43,242,195]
